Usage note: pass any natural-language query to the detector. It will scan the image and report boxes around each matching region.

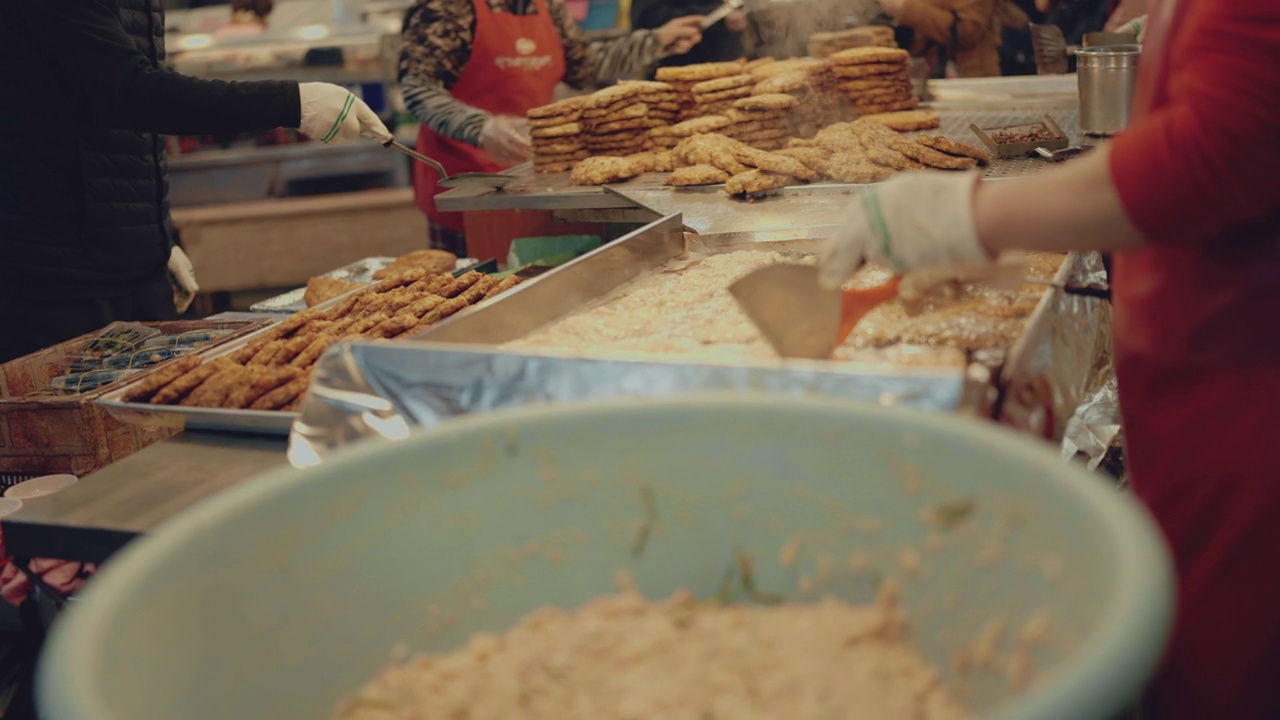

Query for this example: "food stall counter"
[0,433,286,565]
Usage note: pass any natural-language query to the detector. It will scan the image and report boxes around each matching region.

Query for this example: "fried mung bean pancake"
[570,156,643,186]
[915,135,992,164]
[666,164,732,186]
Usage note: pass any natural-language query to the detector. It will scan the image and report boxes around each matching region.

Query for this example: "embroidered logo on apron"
[496,37,551,71]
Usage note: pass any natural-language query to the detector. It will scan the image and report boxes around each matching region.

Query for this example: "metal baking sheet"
[249,256,482,314]
[434,162,669,213]
[97,325,299,436]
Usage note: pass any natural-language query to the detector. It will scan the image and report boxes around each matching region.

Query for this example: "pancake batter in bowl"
[335,588,968,720]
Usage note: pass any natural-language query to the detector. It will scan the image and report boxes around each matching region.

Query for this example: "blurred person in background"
[213,0,275,39]
[0,0,389,364]
[632,0,751,71]
[399,0,705,255]
[996,0,1041,75]
[1034,0,1112,45]
[880,0,1003,77]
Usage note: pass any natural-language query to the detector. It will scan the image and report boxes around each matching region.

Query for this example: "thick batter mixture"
[505,249,1062,361]
[335,590,969,720]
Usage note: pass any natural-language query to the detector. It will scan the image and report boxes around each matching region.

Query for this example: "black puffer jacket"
[0,0,301,301]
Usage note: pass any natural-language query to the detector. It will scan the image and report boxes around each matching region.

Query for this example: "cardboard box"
[0,319,266,485]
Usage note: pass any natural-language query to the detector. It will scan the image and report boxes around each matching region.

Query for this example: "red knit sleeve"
[1109,0,1280,245]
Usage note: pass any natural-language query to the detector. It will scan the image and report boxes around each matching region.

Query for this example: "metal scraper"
[729,264,843,360]
[382,139,516,190]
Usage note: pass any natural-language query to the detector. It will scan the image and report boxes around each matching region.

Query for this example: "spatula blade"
[437,173,517,190]
[729,264,841,360]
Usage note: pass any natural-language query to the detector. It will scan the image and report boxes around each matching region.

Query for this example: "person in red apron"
[817,0,1280,715]
[398,0,705,254]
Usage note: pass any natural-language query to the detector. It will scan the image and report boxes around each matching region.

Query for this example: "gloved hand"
[724,9,748,33]
[167,245,199,314]
[657,16,705,56]
[817,171,991,290]
[1115,14,1147,42]
[479,114,533,167]
[298,82,392,144]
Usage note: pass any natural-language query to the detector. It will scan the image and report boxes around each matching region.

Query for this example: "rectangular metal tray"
[383,215,1106,435]
[98,256,520,436]
[97,324,299,436]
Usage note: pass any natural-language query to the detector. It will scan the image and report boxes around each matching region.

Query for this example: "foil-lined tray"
[289,214,1110,463]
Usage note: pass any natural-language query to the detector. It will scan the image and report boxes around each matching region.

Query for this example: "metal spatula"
[729,265,901,359]
[701,0,744,29]
[382,139,516,190]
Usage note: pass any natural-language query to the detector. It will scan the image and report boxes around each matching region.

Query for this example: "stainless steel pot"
[1077,44,1141,136]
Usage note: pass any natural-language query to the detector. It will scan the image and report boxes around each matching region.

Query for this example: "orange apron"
[412,0,565,240]
[1112,1,1280,716]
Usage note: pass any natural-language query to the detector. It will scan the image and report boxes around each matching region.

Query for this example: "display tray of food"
[436,58,1080,215]
[291,215,1109,455]
[98,268,527,435]
[0,318,267,479]
[248,250,483,314]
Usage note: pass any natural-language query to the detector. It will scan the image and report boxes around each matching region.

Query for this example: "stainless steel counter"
[0,433,286,564]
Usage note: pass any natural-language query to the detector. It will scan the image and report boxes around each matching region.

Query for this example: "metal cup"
[1077,44,1141,137]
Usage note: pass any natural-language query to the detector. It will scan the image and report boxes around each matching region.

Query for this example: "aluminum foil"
[997,251,1112,441]
[287,342,966,468]
[1061,370,1123,473]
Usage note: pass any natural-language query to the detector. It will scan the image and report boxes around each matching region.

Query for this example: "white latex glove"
[480,114,533,167]
[817,171,990,290]
[167,245,199,314]
[298,82,392,144]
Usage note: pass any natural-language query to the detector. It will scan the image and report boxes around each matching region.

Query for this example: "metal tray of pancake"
[95,321,300,435]
[98,258,511,436]
[249,257,492,315]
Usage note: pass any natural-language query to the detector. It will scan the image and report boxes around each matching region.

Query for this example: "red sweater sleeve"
[1109,0,1280,245]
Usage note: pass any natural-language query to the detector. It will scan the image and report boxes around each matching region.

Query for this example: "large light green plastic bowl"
[38,395,1173,720]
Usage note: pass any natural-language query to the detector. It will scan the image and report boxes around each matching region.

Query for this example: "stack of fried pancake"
[656,62,744,120]
[580,82,678,157]
[689,73,755,117]
[648,114,732,151]
[528,97,588,173]
[808,26,898,59]
[829,47,918,117]
[723,93,797,150]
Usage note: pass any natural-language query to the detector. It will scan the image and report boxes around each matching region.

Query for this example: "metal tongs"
[382,138,516,190]
[701,0,744,29]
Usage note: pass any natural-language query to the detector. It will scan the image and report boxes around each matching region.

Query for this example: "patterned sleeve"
[397,0,489,146]
[550,0,665,88]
